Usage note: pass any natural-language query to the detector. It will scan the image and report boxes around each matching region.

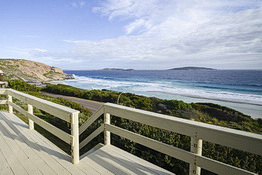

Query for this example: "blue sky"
[0,0,261,70]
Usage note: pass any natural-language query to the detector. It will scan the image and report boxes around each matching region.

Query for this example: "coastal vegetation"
[6,80,262,174]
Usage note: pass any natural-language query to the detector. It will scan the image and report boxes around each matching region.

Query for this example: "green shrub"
[8,80,41,92]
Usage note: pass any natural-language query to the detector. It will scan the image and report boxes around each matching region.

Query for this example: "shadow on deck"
[0,111,173,175]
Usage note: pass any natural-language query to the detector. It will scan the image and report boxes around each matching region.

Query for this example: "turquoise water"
[62,70,262,118]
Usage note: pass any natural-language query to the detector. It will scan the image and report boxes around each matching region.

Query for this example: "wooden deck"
[0,111,173,175]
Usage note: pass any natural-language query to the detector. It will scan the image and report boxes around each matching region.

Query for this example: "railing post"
[71,112,79,164]
[189,137,202,175]
[28,104,34,130]
[8,95,13,114]
[104,113,111,145]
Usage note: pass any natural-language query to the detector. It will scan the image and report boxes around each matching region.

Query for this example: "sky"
[0,0,261,70]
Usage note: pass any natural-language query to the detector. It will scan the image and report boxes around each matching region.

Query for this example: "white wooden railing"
[0,89,80,164]
[79,103,262,175]
[1,88,261,174]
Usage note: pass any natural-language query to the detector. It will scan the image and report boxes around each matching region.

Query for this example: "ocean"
[62,70,262,118]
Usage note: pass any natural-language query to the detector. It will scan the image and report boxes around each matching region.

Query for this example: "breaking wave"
[62,75,262,106]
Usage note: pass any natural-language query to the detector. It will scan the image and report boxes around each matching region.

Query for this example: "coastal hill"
[169,66,216,70]
[0,59,73,82]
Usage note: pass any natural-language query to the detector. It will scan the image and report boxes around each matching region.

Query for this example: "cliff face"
[0,59,73,82]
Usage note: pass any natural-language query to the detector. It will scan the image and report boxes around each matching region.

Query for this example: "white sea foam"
[64,75,158,88]
[62,76,262,106]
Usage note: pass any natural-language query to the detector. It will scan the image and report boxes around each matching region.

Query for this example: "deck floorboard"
[0,111,174,175]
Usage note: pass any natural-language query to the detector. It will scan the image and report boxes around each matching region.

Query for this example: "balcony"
[0,88,261,175]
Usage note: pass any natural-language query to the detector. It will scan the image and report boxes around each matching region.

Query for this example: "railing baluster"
[71,112,79,164]
[104,113,111,145]
[4,89,80,164]
[28,104,34,130]
[189,137,202,175]
[8,95,13,114]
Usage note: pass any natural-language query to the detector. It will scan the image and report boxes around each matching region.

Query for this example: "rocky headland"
[0,59,73,82]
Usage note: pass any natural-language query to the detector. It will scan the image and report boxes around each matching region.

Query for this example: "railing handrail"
[104,103,262,156]
[1,88,80,164]
[5,89,79,122]
[79,102,262,175]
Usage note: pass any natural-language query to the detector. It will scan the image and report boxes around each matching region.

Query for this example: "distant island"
[169,66,216,70]
[101,68,134,71]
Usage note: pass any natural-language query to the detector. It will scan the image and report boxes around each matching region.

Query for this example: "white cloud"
[22,0,262,69]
